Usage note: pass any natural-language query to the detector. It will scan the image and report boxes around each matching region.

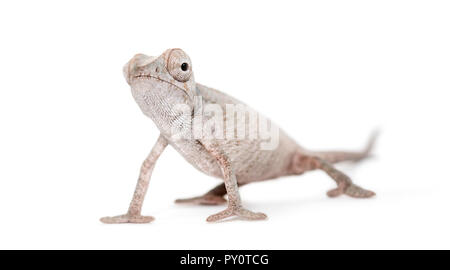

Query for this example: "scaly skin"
[100,48,376,224]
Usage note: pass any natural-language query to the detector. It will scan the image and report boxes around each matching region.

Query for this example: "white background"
[1,0,449,249]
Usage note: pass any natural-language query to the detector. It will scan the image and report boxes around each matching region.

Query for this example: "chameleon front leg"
[201,142,267,222]
[100,134,168,224]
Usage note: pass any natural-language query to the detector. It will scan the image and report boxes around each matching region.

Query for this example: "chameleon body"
[101,48,376,223]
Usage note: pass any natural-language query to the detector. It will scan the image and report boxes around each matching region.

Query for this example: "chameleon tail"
[312,130,379,164]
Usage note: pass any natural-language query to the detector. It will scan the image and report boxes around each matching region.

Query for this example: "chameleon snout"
[123,54,156,84]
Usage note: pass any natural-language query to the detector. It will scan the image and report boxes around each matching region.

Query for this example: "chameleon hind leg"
[317,158,375,198]
[298,132,377,198]
[175,182,246,205]
[292,153,375,198]
[175,183,227,205]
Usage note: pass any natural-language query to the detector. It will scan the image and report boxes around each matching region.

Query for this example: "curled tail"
[313,130,379,164]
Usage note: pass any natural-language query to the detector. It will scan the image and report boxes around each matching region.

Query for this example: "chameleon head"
[123,49,197,133]
[123,48,196,99]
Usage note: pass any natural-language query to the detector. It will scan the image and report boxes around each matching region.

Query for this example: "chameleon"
[100,48,377,224]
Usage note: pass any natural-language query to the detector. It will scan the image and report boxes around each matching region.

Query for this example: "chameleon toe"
[100,214,155,224]
[344,184,376,198]
[206,207,267,222]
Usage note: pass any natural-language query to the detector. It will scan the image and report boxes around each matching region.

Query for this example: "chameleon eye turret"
[166,49,192,82]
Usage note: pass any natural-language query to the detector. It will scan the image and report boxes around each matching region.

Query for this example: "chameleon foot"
[175,194,227,205]
[100,214,154,224]
[327,183,375,198]
[206,207,267,222]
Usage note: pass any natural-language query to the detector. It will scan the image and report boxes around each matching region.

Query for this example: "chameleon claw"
[344,184,376,198]
[100,214,155,224]
[327,183,375,198]
[206,207,267,222]
[326,187,345,198]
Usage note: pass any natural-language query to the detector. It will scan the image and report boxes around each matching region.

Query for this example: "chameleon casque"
[100,48,376,223]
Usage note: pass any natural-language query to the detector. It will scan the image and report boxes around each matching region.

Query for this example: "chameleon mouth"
[133,74,187,94]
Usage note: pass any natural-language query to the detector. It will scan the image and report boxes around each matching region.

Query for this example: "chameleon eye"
[167,49,192,82]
